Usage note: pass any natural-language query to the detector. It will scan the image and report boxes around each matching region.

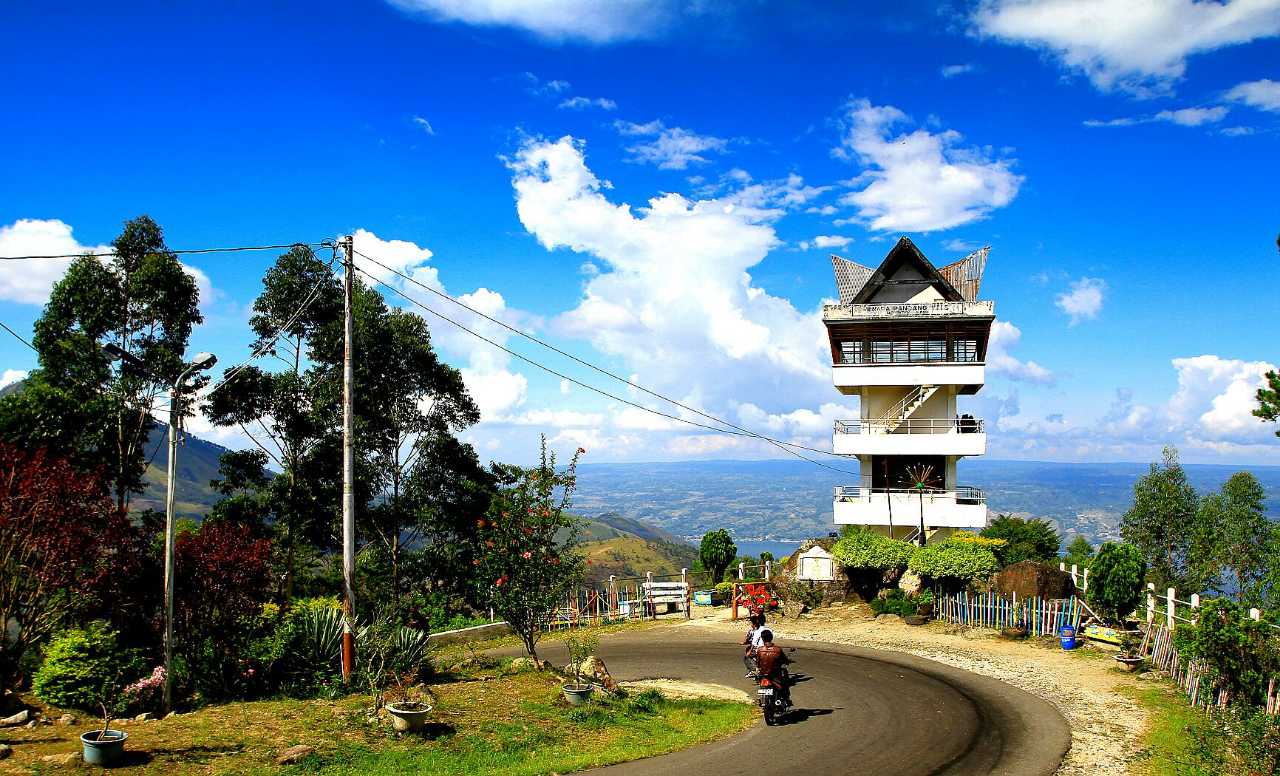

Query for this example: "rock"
[275,745,315,765]
[164,711,178,720]
[25,720,38,729]
[509,656,540,672]
[1136,671,1159,681]
[897,571,924,595]
[134,712,155,722]
[990,561,1075,600]
[875,614,903,623]
[1,689,21,713]
[782,601,805,619]
[1,709,31,726]
[403,684,438,707]
[0,743,11,760]
[579,656,620,695]
[56,714,77,726]
[41,752,79,766]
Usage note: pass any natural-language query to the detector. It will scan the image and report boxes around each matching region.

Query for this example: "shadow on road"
[783,708,834,725]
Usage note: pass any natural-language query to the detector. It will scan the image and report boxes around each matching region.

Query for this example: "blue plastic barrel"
[1060,626,1076,650]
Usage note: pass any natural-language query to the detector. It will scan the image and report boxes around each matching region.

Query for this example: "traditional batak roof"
[831,236,989,304]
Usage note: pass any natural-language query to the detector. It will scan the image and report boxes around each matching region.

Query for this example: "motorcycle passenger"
[754,628,791,704]
[742,611,765,677]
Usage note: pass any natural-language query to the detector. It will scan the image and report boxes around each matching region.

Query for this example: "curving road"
[507,628,1070,776]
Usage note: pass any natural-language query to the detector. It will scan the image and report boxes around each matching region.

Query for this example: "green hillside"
[580,536,700,583]
[132,423,230,518]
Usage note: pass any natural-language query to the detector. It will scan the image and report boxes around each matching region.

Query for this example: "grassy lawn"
[1120,684,1218,776]
[1,659,752,775]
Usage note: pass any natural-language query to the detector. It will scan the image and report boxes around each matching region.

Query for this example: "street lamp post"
[105,345,216,714]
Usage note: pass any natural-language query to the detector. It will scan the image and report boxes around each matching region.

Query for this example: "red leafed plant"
[0,444,142,692]
[173,521,274,699]
[740,583,776,611]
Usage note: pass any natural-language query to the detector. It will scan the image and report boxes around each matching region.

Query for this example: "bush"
[1174,598,1280,708]
[868,589,918,618]
[33,624,143,711]
[832,528,914,570]
[1187,705,1280,776]
[714,581,734,602]
[908,541,999,583]
[1085,542,1146,624]
[782,582,823,610]
[978,516,1060,565]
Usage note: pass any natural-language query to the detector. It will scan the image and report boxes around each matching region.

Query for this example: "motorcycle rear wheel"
[762,701,775,726]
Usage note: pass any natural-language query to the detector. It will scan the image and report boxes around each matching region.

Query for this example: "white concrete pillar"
[1070,564,1079,586]
[765,560,773,580]
[1167,587,1176,631]
[1147,583,1155,625]
[1190,594,1200,626]
[738,562,746,581]
[1081,568,1089,592]
[1251,608,1262,622]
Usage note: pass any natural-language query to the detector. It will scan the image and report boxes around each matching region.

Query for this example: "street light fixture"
[105,345,216,714]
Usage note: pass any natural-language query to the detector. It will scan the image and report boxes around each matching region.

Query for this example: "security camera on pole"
[104,344,217,715]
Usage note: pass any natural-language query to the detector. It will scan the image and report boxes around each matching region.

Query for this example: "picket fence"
[934,592,1083,638]
[543,579,691,631]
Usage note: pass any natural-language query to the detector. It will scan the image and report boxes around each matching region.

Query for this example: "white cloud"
[1167,355,1277,444]
[1225,78,1280,112]
[834,98,1023,232]
[972,0,1280,96]
[1221,125,1257,136]
[1085,105,1230,127]
[386,0,696,44]
[1055,276,1106,324]
[940,63,982,78]
[943,238,985,252]
[558,96,617,111]
[0,219,109,305]
[0,369,27,389]
[505,135,852,458]
[413,116,436,134]
[521,72,572,98]
[615,120,731,170]
[987,321,1062,386]
[799,235,853,251]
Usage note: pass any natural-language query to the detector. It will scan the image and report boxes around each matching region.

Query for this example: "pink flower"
[247,669,255,675]
[578,447,585,453]
[522,551,532,559]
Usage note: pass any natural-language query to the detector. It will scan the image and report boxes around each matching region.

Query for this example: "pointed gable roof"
[938,246,989,302]
[849,236,965,303]
[831,255,874,304]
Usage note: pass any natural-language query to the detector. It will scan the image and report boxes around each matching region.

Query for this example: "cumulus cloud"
[799,235,853,251]
[1168,355,1278,445]
[412,116,436,134]
[833,98,1023,232]
[971,0,1280,96]
[1055,276,1106,324]
[987,321,1062,386]
[615,120,731,169]
[505,135,852,457]
[1225,78,1280,112]
[385,0,702,44]
[558,96,617,111]
[0,219,109,305]
[0,369,27,389]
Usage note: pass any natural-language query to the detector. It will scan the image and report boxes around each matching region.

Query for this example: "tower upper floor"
[823,236,995,396]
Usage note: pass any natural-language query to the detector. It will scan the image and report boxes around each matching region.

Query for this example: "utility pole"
[341,235,356,682]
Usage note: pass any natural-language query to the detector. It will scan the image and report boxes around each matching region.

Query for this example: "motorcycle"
[755,649,795,725]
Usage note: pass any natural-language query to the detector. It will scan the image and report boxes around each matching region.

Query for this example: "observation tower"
[824,236,993,544]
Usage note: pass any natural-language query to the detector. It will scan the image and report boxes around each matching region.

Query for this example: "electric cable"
[0,242,330,261]
[350,263,859,477]
[352,248,858,464]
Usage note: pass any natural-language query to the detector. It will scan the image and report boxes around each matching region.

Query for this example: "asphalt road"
[513,628,1070,776]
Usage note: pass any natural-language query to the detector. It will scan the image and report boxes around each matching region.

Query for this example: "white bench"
[642,581,689,614]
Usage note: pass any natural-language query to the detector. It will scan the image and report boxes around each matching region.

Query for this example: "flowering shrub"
[123,666,165,713]
[738,583,775,611]
[474,438,584,662]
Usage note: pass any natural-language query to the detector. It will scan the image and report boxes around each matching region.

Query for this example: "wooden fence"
[934,592,1083,638]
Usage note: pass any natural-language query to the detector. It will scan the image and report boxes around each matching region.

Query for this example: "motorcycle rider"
[742,611,765,677]
[754,628,791,705]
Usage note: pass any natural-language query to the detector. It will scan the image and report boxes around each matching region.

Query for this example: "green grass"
[1121,684,1218,776]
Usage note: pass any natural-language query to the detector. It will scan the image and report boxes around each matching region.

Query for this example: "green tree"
[1061,536,1094,569]
[1256,370,1280,436]
[1195,472,1272,607]
[204,246,342,601]
[980,514,1062,565]
[758,551,775,565]
[1121,445,1204,591]
[0,216,202,508]
[698,529,737,583]
[475,439,584,662]
[1086,542,1147,624]
[205,450,272,536]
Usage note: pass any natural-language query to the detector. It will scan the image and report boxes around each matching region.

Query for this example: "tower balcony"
[832,486,988,529]
[833,362,986,394]
[832,418,986,457]
[822,300,994,322]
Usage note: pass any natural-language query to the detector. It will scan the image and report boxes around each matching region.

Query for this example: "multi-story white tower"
[824,236,994,544]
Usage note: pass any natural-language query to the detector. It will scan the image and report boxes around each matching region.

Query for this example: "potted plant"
[81,671,129,767]
[561,633,599,706]
[384,670,433,733]
[1113,633,1144,672]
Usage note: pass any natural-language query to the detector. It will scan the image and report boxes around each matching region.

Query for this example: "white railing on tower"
[833,485,986,504]
[834,417,985,434]
[822,300,994,320]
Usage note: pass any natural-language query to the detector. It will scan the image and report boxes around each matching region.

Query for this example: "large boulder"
[990,561,1075,600]
[579,656,620,695]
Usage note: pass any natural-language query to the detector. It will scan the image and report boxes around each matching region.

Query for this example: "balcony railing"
[833,486,987,504]
[823,300,994,321]
[834,418,985,435]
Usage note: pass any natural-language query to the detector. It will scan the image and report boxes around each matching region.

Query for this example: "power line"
[350,262,858,477]
[0,241,329,261]
[352,248,858,465]
[0,319,34,351]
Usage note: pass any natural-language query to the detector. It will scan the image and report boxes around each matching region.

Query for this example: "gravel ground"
[680,603,1149,776]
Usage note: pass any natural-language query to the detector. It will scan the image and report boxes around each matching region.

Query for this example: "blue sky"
[1,0,1278,467]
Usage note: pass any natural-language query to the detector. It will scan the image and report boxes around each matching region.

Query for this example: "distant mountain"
[572,458,1280,548]
[580,536,700,583]
[133,423,232,518]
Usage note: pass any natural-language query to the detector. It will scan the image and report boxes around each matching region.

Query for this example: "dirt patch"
[620,679,752,703]
[689,602,1150,776]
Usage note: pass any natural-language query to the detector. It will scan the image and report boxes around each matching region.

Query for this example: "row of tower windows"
[838,338,981,364]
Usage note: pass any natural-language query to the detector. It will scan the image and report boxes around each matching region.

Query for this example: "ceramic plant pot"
[386,702,433,733]
[81,730,128,766]
[562,683,594,706]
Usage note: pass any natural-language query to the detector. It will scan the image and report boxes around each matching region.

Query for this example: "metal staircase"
[875,384,938,433]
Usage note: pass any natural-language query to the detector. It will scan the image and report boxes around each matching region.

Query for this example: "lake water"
[733,540,804,561]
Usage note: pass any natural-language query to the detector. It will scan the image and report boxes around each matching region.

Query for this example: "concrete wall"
[426,621,514,646]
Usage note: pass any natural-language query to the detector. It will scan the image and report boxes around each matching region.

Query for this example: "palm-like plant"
[901,465,941,547]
